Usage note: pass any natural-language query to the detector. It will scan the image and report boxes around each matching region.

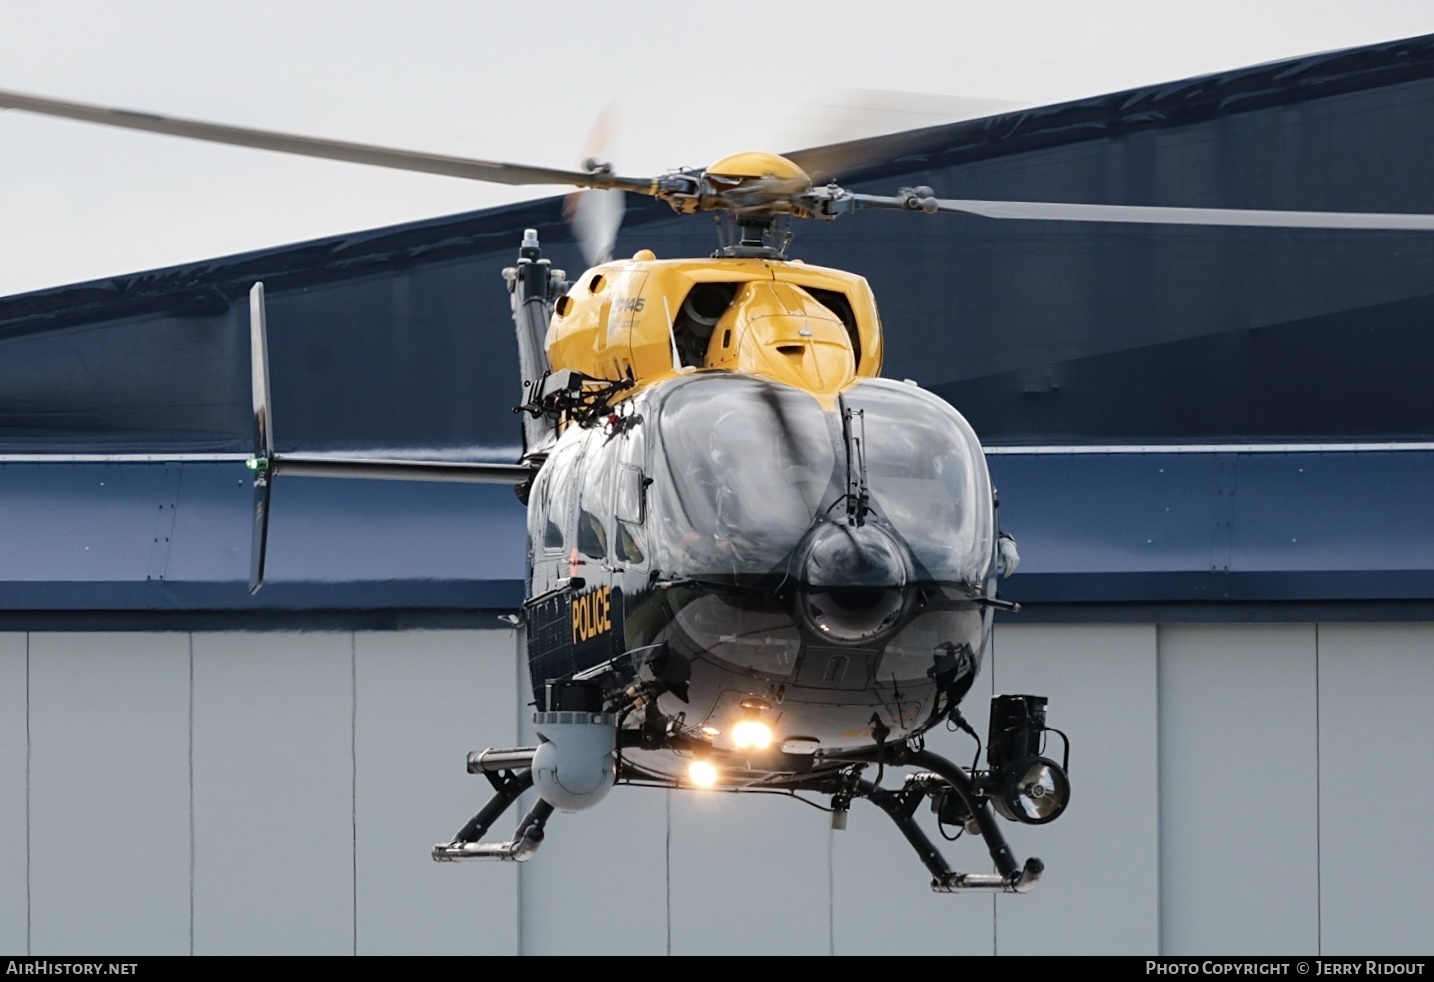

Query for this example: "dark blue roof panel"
[0,462,523,610]
[990,450,1434,604]
[1,450,1429,611]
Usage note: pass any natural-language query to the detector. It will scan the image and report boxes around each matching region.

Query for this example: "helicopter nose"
[797,522,912,645]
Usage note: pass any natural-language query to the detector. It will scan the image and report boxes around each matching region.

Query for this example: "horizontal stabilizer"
[254,455,534,485]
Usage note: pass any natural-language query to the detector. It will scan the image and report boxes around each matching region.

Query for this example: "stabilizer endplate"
[248,282,274,594]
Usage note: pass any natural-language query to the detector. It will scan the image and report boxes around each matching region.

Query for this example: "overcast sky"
[2,0,1433,297]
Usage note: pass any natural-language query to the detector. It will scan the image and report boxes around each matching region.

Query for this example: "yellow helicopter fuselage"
[546,253,884,403]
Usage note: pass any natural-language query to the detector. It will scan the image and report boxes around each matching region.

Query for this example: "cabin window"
[532,441,580,553]
[577,508,608,560]
[615,463,646,565]
[543,515,563,550]
[616,525,644,564]
[610,422,649,568]
[577,433,616,562]
[528,466,565,551]
[616,464,646,525]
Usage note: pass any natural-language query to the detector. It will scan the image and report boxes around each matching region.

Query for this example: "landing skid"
[840,750,1045,894]
[432,755,551,863]
[434,740,1044,894]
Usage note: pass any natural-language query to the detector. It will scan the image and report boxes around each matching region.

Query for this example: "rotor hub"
[704,151,811,186]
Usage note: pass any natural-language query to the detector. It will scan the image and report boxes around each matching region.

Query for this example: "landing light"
[986,693,1071,825]
[730,719,773,750]
[993,758,1070,825]
[688,760,718,788]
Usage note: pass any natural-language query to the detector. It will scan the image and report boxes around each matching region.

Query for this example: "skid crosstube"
[433,739,1045,893]
[432,750,554,863]
[826,742,1046,895]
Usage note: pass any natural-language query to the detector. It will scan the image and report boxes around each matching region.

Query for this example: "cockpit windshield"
[652,377,837,577]
[649,375,993,585]
[842,379,995,583]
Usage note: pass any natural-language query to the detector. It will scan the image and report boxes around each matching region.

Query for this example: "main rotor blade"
[926,197,1434,231]
[784,92,1026,184]
[0,89,657,194]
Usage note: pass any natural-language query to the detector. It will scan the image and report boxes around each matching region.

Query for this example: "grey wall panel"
[15,619,1431,956]
[0,634,27,953]
[26,632,190,955]
[1317,623,1434,955]
[993,623,1159,955]
[191,632,353,955]
[517,786,669,956]
[668,791,832,955]
[1158,624,1319,955]
[831,667,996,955]
[354,629,519,955]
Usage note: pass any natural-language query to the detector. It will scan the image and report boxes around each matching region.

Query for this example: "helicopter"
[6,89,1434,895]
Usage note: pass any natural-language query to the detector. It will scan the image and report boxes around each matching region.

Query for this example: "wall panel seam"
[351,631,358,957]
[1155,623,1164,956]
[25,632,31,957]
[188,632,195,956]
[1314,623,1322,956]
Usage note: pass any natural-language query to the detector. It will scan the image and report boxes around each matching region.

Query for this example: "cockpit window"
[669,594,801,679]
[652,377,838,577]
[648,376,992,584]
[842,379,995,583]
